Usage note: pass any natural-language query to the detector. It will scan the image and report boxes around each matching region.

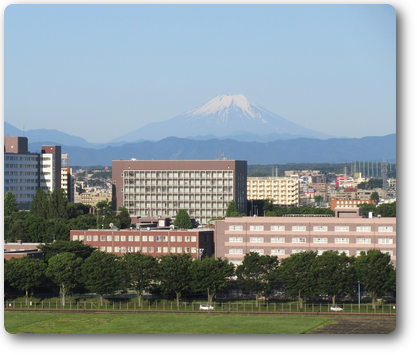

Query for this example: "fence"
[4,300,396,314]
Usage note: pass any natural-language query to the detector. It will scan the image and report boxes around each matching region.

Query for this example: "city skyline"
[4,4,396,143]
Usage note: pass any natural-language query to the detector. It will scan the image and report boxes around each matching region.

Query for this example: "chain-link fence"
[4,299,396,314]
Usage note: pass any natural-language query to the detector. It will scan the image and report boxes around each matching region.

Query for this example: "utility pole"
[382,160,388,199]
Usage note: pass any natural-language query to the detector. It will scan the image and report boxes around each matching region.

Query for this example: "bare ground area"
[307,315,396,334]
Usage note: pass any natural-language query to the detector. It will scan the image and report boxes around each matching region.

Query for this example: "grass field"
[4,311,333,334]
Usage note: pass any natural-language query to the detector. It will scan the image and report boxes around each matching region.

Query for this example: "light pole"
[358,281,361,309]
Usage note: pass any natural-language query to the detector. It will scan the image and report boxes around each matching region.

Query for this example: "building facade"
[40,145,61,193]
[4,240,44,261]
[76,190,112,206]
[330,197,374,211]
[4,137,61,209]
[61,153,74,203]
[70,228,214,259]
[214,207,396,267]
[247,177,299,207]
[112,159,247,226]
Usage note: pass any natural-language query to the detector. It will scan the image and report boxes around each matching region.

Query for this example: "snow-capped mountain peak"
[112,93,334,142]
[184,94,261,120]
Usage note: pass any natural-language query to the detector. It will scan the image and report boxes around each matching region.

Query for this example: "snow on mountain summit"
[184,94,262,121]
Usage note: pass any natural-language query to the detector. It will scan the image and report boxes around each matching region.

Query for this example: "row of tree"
[3,190,131,243]
[4,241,396,310]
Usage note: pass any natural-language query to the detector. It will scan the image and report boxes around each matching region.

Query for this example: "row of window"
[228,237,394,244]
[5,156,38,161]
[123,171,233,179]
[4,171,38,176]
[228,249,394,256]
[73,235,198,243]
[4,182,38,187]
[4,164,40,169]
[229,225,394,232]
[99,246,198,254]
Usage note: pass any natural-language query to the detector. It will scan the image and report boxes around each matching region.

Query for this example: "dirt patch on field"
[307,315,396,334]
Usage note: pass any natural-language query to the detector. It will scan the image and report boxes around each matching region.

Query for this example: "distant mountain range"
[22,134,394,166]
[4,94,395,166]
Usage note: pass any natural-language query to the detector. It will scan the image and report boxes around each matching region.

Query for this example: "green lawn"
[4,311,333,334]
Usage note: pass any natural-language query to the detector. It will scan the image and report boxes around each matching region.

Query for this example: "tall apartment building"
[247,177,299,207]
[40,145,61,193]
[214,207,396,267]
[112,159,247,226]
[61,153,74,202]
[4,137,61,209]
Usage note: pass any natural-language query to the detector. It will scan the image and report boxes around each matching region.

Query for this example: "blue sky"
[4,4,396,142]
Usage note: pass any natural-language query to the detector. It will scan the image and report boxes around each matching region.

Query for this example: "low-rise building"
[330,197,374,211]
[214,207,396,267]
[70,227,214,259]
[4,241,44,261]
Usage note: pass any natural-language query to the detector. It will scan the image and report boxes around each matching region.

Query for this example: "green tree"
[354,249,395,309]
[66,202,91,219]
[173,209,192,229]
[236,252,279,306]
[38,240,96,261]
[315,251,355,306]
[370,191,380,204]
[376,202,396,217]
[226,200,239,217]
[30,189,49,219]
[22,214,48,243]
[48,189,69,219]
[358,203,377,217]
[4,256,47,305]
[4,191,18,216]
[191,256,235,306]
[82,251,124,306]
[263,199,274,213]
[275,251,319,309]
[157,253,193,307]
[4,210,30,242]
[314,195,324,207]
[95,200,119,229]
[123,252,158,307]
[117,206,132,229]
[46,252,84,305]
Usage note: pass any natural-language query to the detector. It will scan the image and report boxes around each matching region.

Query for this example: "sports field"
[4,311,333,334]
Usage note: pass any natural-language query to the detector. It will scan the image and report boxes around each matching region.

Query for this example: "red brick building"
[4,241,44,261]
[330,197,374,211]
[70,227,214,259]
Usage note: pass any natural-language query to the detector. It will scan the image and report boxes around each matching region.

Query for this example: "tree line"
[4,241,396,310]
[3,190,131,243]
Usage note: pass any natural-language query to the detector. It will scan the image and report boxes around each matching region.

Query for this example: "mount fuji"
[113,94,335,142]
